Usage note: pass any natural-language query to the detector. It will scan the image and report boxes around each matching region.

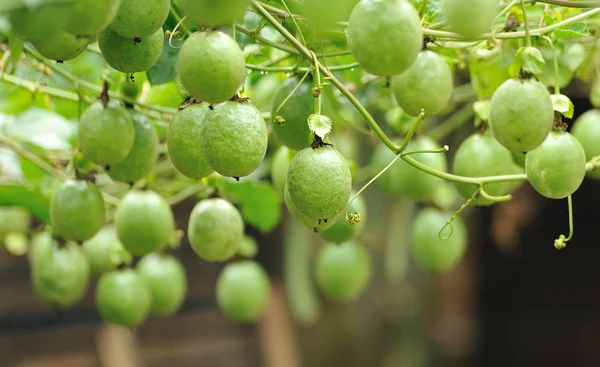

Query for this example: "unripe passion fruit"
[315,241,372,301]
[411,208,467,272]
[525,131,586,199]
[287,146,352,221]
[179,0,250,27]
[107,112,159,184]
[9,3,72,41]
[98,28,164,73]
[187,198,244,262]
[571,109,600,180]
[66,0,121,36]
[178,31,246,104]
[452,133,514,206]
[284,183,336,232]
[271,77,314,151]
[50,179,105,242]
[136,253,187,317]
[216,260,271,323]
[392,50,454,117]
[31,32,90,62]
[115,190,175,256]
[442,0,498,38]
[31,241,90,309]
[82,225,131,276]
[488,78,554,152]
[167,103,215,179]
[0,207,31,241]
[78,100,135,166]
[109,0,169,39]
[319,194,366,244]
[347,0,423,77]
[200,101,268,178]
[96,268,151,327]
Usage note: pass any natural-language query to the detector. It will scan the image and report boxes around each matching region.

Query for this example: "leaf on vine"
[146,38,182,85]
[222,180,281,233]
[414,0,443,21]
[1,108,76,151]
[550,94,574,119]
[308,114,333,139]
[473,100,490,122]
[554,22,589,40]
[508,47,545,77]
[8,32,24,70]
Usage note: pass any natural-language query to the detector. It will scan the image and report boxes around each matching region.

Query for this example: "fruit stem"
[99,81,110,107]
[418,0,429,19]
[310,51,322,115]
[272,70,311,119]
[397,110,425,153]
[535,0,600,8]
[554,194,574,250]
[542,36,561,95]
[520,0,533,47]
[279,0,308,47]
[479,187,512,202]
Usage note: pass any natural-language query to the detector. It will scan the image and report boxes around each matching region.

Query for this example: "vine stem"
[166,182,208,206]
[535,0,600,8]
[521,0,533,47]
[245,62,359,73]
[418,0,429,18]
[542,36,561,94]
[310,51,322,115]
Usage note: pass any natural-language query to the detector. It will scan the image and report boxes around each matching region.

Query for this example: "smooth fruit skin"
[31,32,89,62]
[411,208,467,272]
[78,101,135,166]
[488,78,554,152]
[392,50,453,117]
[109,0,169,39]
[512,151,527,168]
[167,103,214,179]
[287,146,352,220]
[453,133,514,206]
[187,198,244,262]
[96,269,151,327]
[270,77,313,151]
[32,241,90,309]
[525,131,586,199]
[178,31,246,104]
[320,194,366,244]
[66,0,121,36]
[107,112,159,184]
[0,207,31,240]
[115,190,175,256]
[443,0,498,38]
[200,101,268,178]
[216,260,271,323]
[284,183,336,232]
[50,179,106,242]
[98,28,164,73]
[315,241,372,301]
[179,0,250,27]
[347,0,423,77]
[571,109,600,180]
[9,4,72,41]
[271,146,294,199]
[82,226,131,276]
[136,254,187,317]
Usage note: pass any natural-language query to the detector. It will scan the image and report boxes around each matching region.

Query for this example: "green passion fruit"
[107,112,159,184]
[109,0,169,39]
[66,0,121,36]
[442,0,498,38]
[178,31,246,104]
[179,0,250,27]
[78,100,135,166]
[50,179,105,242]
[216,260,271,323]
[488,78,554,152]
[315,241,372,302]
[287,146,352,221]
[525,131,586,199]
[31,32,90,62]
[319,194,366,244]
[200,101,268,178]
[82,225,131,276]
[411,208,468,272]
[0,207,31,241]
[571,109,600,180]
[187,198,244,262]
[452,133,514,206]
[167,103,215,179]
[270,76,314,151]
[9,3,72,41]
[114,190,175,256]
[98,28,164,73]
[284,183,337,232]
[392,50,454,117]
[96,268,151,327]
[347,0,423,77]
[137,253,187,317]
[31,241,90,309]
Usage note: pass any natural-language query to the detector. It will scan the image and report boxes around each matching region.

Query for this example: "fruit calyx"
[229,94,251,103]
[98,81,110,107]
[178,96,201,110]
[310,135,333,149]
[553,111,568,132]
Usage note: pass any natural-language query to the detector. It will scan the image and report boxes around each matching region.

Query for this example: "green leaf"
[8,32,24,70]
[146,38,182,85]
[550,94,574,119]
[0,184,51,223]
[414,0,443,21]
[473,100,490,122]
[1,107,76,151]
[308,114,333,139]
[222,180,281,233]
[554,22,589,39]
[509,47,545,77]
[0,146,23,181]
